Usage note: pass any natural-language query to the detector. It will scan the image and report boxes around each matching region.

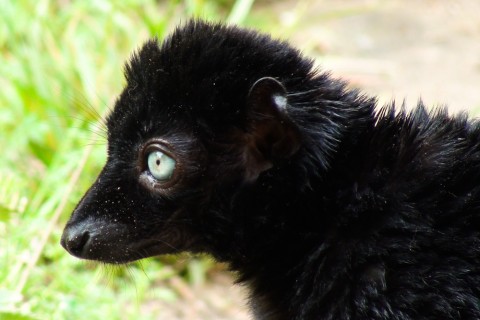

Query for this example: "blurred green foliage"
[0,0,271,319]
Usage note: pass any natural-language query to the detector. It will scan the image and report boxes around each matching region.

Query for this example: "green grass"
[0,0,271,319]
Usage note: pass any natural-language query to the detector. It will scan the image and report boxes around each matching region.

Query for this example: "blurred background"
[1,0,479,319]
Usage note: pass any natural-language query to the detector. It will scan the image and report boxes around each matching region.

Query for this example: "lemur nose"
[61,225,91,258]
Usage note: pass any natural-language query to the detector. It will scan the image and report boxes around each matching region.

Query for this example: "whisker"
[147,238,180,251]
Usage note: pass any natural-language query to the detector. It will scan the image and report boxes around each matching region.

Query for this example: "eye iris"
[147,150,176,181]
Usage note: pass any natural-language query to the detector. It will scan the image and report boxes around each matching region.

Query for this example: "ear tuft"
[248,77,288,114]
[242,77,301,180]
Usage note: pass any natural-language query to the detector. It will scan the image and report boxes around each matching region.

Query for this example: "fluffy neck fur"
[199,75,377,319]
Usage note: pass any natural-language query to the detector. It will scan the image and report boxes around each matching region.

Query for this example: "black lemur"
[61,20,480,319]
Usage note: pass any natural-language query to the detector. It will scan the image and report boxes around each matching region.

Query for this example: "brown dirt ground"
[141,1,480,319]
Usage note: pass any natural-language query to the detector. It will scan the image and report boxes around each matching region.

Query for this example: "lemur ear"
[243,77,301,180]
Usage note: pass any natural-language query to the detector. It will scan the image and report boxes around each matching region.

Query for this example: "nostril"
[61,228,91,257]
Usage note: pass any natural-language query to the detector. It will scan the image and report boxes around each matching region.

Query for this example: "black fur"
[61,20,480,319]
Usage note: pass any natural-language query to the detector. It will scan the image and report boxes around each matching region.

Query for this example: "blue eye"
[147,150,176,181]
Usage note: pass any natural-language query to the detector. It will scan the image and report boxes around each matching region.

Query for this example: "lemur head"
[61,20,313,264]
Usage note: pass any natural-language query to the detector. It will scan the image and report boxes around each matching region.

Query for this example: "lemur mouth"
[101,237,193,264]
